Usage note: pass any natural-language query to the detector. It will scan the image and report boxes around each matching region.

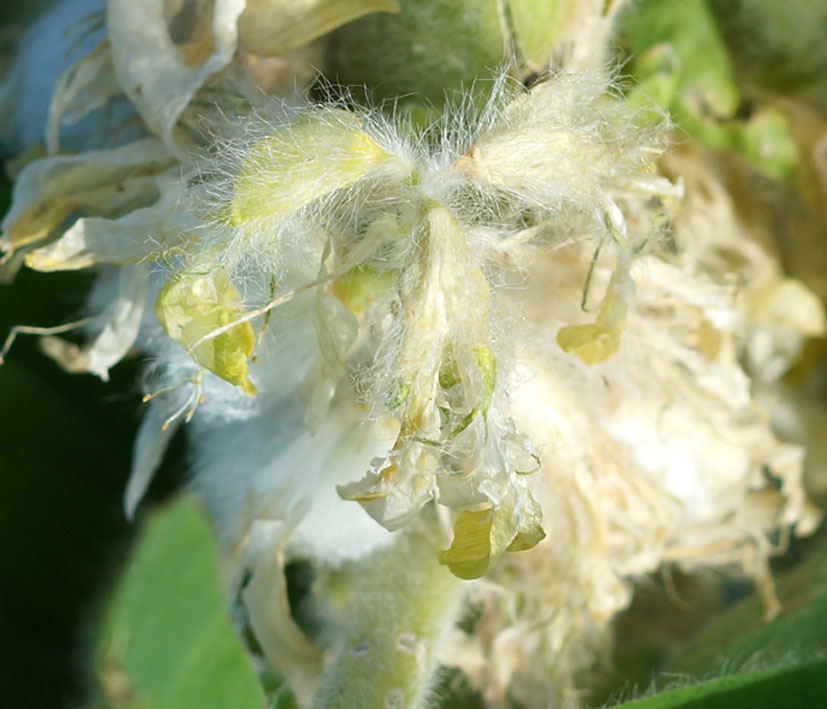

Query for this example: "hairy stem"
[313,517,465,709]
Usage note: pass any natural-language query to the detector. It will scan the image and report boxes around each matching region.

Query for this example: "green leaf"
[94,497,265,709]
[507,0,574,69]
[620,0,739,119]
[668,540,827,679]
[610,538,827,708]
[708,0,827,113]
[619,0,801,182]
[613,658,827,708]
[325,0,505,109]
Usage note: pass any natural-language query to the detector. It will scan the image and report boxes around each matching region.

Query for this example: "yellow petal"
[332,264,397,314]
[439,508,499,579]
[25,172,191,272]
[440,483,545,579]
[230,110,391,229]
[156,270,256,395]
[556,321,623,365]
[557,253,633,365]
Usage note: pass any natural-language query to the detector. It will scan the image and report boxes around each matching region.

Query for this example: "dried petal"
[107,0,246,150]
[1,139,174,258]
[40,265,148,381]
[26,172,194,271]
[47,41,121,154]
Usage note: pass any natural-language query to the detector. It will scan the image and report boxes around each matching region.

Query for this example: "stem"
[313,519,465,709]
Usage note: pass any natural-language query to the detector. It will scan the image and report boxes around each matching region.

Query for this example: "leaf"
[620,0,739,119]
[613,659,827,708]
[707,0,827,113]
[619,0,802,183]
[611,538,827,707]
[667,539,827,680]
[95,496,266,709]
[508,0,574,70]
[325,0,506,108]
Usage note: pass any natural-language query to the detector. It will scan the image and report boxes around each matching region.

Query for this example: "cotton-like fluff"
[432,144,824,706]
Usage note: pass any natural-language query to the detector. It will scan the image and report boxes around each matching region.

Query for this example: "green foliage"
[607,536,827,708]
[325,0,505,109]
[619,0,801,182]
[709,0,827,112]
[613,659,827,709]
[621,0,740,118]
[668,538,827,679]
[93,497,265,709]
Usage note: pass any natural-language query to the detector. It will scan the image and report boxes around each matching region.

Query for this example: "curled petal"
[107,0,247,151]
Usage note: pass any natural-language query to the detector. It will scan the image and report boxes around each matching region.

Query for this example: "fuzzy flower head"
[109,70,677,581]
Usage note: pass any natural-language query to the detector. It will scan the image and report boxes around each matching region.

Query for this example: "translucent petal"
[557,253,633,365]
[26,172,193,271]
[47,41,121,154]
[125,400,181,520]
[40,265,148,381]
[107,0,247,150]
[87,265,149,380]
[0,139,174,258]
[156,270,257,394]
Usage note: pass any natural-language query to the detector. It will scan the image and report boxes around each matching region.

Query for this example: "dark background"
[0,5,188,705]
[0,160,185,705]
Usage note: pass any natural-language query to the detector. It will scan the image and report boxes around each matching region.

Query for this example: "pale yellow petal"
[238,0,399,57]
[156,269,257,394]
[230,110,392,229]
[26,172,193,271]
